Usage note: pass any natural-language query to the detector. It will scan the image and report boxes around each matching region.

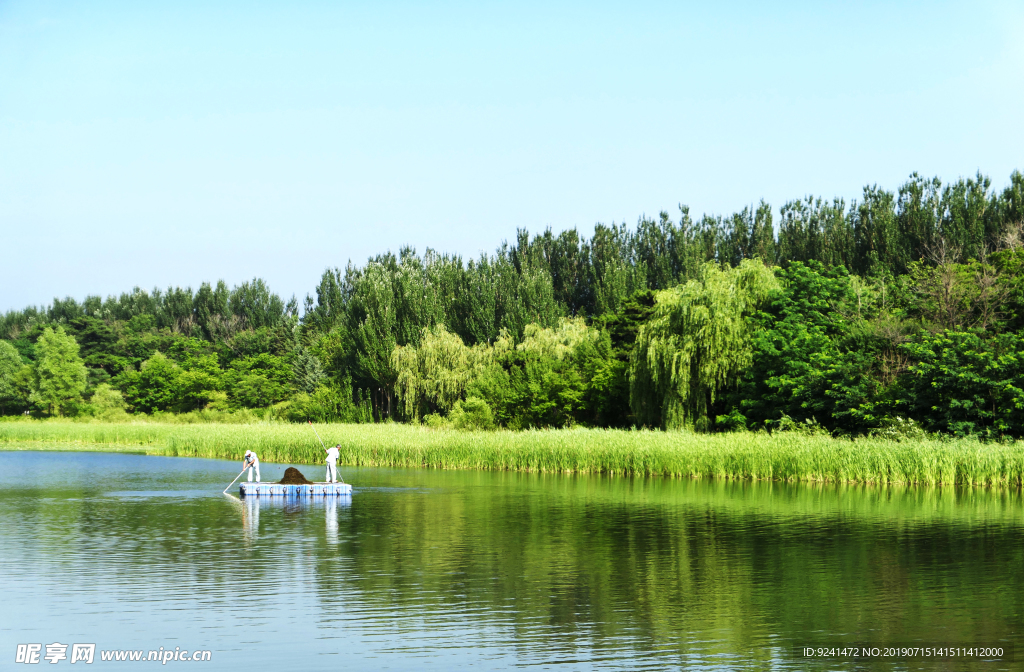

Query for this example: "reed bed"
[1,420,1021,488]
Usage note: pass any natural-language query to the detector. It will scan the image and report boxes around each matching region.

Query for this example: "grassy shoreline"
[0,420,1021,488]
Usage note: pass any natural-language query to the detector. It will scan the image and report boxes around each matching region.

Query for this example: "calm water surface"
[1,451,1021,670]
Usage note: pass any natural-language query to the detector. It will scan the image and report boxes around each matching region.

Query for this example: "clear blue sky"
[2,0,1022,313]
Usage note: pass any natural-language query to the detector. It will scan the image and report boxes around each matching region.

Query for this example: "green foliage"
[592,290,657,427]
[630,259,779,430]
[869,416,927,442]
[714,408,748,432]
[292,345,325,393]
[164,337,223,411]
[777,196,854,268]
[126,313,157,334]
[227,326,288,359]
[487,319,612,429]
[228,278,286,329]
[30,326,88,416]
[599,290,656,356]
[988,240,1024,330]
[114,342,222,414]
[175,369,222,411]
[734,261,877,434]
[11,366,35,412]
[117,352,183,413]
[310,329,347,380]
[906,252,1013,332]
[346,258,407,418]
[66,316,120,377]
[224,353,292,409]
[393,318,618,430]
[110,324,174,372]
[86,383,129,420]
[496,347,587,429]
[393,324,497,419]
[452,397,495,430]
[467,318,619,429]
[769,414,831,436]
[0,340,25,413]
[287,379,372,424]
[895,331,1024,438]
[2,170,1024,437]
[426,396,496,430]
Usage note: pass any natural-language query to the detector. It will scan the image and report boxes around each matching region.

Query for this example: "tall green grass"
[1,420,1021,488]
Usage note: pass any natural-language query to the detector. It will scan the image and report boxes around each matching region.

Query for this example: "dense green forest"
[2,170,1023,438]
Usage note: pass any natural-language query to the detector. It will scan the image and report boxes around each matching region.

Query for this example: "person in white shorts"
[243,450,261,482]
[325,444,340,483]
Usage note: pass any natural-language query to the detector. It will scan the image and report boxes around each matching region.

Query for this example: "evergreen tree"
[293,343,326,393]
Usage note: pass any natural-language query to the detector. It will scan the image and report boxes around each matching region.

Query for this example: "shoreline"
[1,421,1021,488]
[0,442,161,454]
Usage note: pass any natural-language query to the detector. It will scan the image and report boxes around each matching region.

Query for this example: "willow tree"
[516,317,596,359]
[629,259,779,430]
[393,325,506,420]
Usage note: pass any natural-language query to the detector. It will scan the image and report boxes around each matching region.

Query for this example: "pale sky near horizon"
[2,0,1023,313]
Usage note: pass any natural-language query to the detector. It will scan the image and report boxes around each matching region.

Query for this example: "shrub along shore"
[1,420,1021,488]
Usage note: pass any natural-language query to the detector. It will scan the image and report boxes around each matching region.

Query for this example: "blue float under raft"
[240,482,352,497]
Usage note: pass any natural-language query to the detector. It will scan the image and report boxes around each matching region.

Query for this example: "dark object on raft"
[279,467,312,484]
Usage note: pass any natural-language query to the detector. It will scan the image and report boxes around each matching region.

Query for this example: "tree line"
[2,170,1023,437]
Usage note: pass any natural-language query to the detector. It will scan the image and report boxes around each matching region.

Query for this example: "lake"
[0,450,1020,670]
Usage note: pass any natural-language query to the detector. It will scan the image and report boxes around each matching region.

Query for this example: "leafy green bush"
[0,340,26,415]
[770,414,830,436]
[116,352,183,413]
[895,331,1024,438]
[735,261,877,434]
[448,397,496,430]
[396,319,620,429]
[423,397,496,430]
[869,416,926,442]
[714,408,748,432]
[86,384,129,421]
[223,353,292,408]
[286,380,373,424]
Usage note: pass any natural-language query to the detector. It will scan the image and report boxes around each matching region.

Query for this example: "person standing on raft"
[325,444,340,483]
[243,449,261,483]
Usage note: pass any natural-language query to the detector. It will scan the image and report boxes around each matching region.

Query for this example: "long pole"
[308,420,327,450]
[223,465,249,495]
[308,420,345,484]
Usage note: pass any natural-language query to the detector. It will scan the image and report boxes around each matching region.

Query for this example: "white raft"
[240,482,352,497]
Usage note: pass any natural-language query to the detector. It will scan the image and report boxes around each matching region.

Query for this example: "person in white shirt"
[325,444,340,483]
[243,450,260,482]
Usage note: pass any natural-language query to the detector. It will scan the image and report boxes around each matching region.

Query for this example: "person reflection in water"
[243,495,260,545]
[326,497,338,544]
